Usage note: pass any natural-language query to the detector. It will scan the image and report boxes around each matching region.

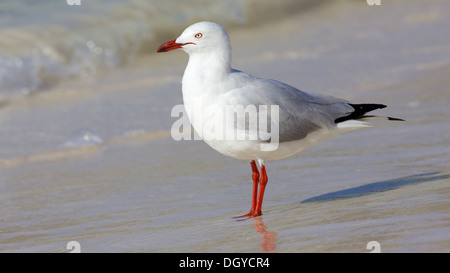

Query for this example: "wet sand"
[1,0,449,252]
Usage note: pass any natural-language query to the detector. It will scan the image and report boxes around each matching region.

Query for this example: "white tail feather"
[337,120,372,129]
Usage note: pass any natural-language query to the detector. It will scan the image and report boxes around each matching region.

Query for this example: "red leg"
[249,160,260,214]
[253,164,268,217]
[235,160,259,218]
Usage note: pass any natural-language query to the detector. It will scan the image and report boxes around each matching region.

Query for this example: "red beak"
[157,40,194,53]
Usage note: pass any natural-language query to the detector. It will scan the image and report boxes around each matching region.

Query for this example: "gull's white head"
[157,21,231,55]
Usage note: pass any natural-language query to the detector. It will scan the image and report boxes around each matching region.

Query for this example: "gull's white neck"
[182,46,232,102]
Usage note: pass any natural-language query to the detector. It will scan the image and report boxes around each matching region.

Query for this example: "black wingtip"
[335,103,387,123]
[350,103,386,112]
[387,117,405,121]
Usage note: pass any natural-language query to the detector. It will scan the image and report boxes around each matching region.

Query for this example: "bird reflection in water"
[253,217,277,253]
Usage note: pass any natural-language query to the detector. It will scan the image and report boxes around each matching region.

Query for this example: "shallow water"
[0,0,318,100]
[1,0,450,252]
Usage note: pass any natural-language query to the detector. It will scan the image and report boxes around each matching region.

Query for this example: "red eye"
[195,33,203,38]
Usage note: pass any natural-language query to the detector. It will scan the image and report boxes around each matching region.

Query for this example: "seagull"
[157,21,402,218]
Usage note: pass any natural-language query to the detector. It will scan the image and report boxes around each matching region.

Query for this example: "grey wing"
[266,79,354,142]
[224,76,354,143]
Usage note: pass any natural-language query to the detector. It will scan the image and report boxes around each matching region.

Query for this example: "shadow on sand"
[301,172,450,203]
[247,172,449,252]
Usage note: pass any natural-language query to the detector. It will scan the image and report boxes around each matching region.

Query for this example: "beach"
[1,0,449,252]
